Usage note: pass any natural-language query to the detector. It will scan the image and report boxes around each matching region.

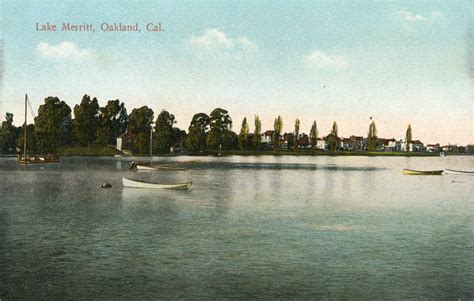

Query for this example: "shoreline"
[0,151,451,158]
[2,146,472,157]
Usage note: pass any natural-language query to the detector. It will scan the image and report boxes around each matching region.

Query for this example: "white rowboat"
[135,164,186,171]
[445,169,474,175]
[122,177,192,189]
[136,165,186,171]
[136,165,156,170]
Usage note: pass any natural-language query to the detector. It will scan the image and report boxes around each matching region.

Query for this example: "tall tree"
[273,115,283,150]
[35,97,72,154]
[153,110,176,153]
[72,95,99,147]
[405,124,412,152]
[17,124,36,155]
[293,118,300,150]
[97,100,128,146]
[186,113,210,152]
[207,108,235,150]
[367,121,377,151]
[0,113,18,154]
[328,121,339,152]
[238,117,249,150]
[221,130,238,150]
[209,108,232,130]
[171,128,187,148]
[309,121,318,150]
[127,106,154,154]
[253,115,262,150]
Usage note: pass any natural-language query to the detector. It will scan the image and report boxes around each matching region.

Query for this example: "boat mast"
[23,94,27,161]
[149,126,153,166]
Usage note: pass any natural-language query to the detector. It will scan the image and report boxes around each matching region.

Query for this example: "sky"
[0,0,472,145]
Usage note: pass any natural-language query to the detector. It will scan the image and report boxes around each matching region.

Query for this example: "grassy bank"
[59,146,121,156]
[56,147,440,157]
[184,150,440,157]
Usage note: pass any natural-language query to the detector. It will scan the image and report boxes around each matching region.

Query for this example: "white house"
[426,144,440,152]
[316,138,326,150]
[395,140,406,152]
[261,130,274,144]
[116,131,134,155]
[410,140,424,152]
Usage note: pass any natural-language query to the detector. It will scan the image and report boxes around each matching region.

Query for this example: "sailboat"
[17,94,60,164]
[123,127,192,189]
[129,128,187,171]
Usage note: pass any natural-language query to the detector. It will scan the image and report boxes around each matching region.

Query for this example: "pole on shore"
[150,126,153,166]
[23,94,27,161]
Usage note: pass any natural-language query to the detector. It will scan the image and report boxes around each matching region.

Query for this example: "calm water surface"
[0,156,473,299]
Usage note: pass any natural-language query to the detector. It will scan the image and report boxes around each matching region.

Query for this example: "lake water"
[0,155,472,299]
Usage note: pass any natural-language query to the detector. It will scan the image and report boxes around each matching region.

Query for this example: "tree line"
[0,94,415,155]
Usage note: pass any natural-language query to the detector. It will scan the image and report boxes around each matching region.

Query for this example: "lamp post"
[150,122,154,166]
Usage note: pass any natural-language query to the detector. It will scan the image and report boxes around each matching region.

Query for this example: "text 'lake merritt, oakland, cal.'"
[35,22,164,33]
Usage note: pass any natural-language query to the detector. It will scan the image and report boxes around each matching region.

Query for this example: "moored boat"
[444,169,474,175]
[403,169,443,175]
[122,177,192,189]
[136,164,186,171]
[17,94,60,165]
[18,154,60,164]
[135,165,155,170]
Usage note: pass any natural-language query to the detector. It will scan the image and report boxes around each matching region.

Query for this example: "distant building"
[256,129,438,153]
[261,130,274,145]
[282,133,293,149]
[171,142,184,154]
[410,140,424,152]
[395,139,406,152]
[322,135,341,151]
[426,143,440,152]
[349,136,364,151]
[380,138,397,151]
[116,131,135,154]
[315,138,325,150]
[340,138,352,150]
[297,133,310,148]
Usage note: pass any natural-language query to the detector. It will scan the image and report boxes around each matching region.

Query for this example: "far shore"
[2,146,470,157]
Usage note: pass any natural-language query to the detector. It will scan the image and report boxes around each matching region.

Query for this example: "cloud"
[36,42,93,60]
[236,36,257,49]
[396,9,445,24]
[189,29,257,50]
[306,50,349,69]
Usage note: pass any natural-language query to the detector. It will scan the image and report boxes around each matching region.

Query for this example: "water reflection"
[0,156,472,299]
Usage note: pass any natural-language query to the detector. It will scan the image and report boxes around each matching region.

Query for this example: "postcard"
[0,1,472,299]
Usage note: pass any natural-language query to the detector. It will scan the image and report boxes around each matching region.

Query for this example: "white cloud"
[189,29,257,50]
[306,50,349,69]
[36,42,93,60]
[237,36,257,49]
[396,9,444,24]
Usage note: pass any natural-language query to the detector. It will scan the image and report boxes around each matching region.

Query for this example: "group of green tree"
[0,94,416,155]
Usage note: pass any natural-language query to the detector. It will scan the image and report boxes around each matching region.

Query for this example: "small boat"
[135,164,186,171]
[135,165,155,170]
[18,94,60,164]
[18,154,60,164]
[445,169,474,175]
[122,177,192,189]
[403,169,443,175]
